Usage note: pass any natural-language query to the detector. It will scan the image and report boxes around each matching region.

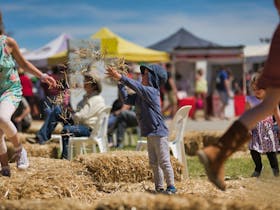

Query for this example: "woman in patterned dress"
[246,72,279,177]
[0,12,56,176]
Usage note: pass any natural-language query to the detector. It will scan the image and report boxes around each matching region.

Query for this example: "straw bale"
[76,151,183,183]
[184,131,204,156]
[184,131,248,155]
[93,192,260,210]
[0,174,279,209]
[0,199,92,210]
[0,157,99,202]
[6,142,60,160]
[26,120,62,134]
[23,143,60,158]
[184,131,247,155]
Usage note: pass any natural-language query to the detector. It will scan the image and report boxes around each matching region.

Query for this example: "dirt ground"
[0,153,279,210]
[0,121,280,210]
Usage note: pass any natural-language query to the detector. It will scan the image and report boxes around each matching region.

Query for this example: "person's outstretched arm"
[6,36,56,88]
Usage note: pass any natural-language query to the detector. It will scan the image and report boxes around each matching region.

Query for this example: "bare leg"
[0,101,29,169]
[0,101,21,149]
[0,129,11,176]
[240,88,280,129]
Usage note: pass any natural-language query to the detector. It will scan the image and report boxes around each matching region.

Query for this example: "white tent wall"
[244,44,269,72]
[24,34,70,68]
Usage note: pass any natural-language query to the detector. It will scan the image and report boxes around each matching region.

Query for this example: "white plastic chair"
[136,105,192,178]
[64,106,111,160]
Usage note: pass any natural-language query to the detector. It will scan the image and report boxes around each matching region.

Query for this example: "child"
[0,12,56,176]
[106,64,177,195]
[197,0,280,191]
[246,72,279,177]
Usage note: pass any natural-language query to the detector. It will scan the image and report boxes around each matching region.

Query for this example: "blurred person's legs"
[0,101,29,170]
[115,110,138,148]
[168,91,178,118]
[0,129,10,176]
[266,151,279,176]
[194,92,208,120]
[25,96,40,119]
[202,93,209,120]
[217,91,228,120]
[250,150,262,177]
[21,118,31,132]
[162,91,177,118]
[12,120,22,132]
[12,117,31,133]
[107,114,117,147]
[36,105,62,144]
[198,88,280,190]
[148,136,175,193]
[61,124,91,159]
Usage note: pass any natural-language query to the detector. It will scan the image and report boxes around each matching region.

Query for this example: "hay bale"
[183,131,248,155]
[6,142,60,160]
[184,131,204,156]
[93,192,260,210]
[26,120,62,134]
[0,199,92,210]
[201,131,222,147]
[76,151,183,183]
[0,157,98,202]
[23,143,60,158]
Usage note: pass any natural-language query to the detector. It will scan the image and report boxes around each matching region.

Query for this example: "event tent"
[244,44,270,72]
[149,27,244,97]
[48,51,68,66]
[91,27,169,62]
[244,44,269,63]
[149,28,219,52]
[24,33,70,68]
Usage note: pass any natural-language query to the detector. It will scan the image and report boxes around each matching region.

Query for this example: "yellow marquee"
[47,51,68,66]
[91,27,170,63]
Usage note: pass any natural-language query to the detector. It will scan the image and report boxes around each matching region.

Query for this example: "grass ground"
[188,153,280,179]
[115,143,280,180]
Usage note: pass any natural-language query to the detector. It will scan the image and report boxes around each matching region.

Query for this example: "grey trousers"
[147,135,175,189]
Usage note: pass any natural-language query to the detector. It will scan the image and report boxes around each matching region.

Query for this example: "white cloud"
[3,1,278,49]
[2,3,136,20]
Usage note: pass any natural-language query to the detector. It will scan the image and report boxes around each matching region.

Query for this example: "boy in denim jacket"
[106,64,176,194]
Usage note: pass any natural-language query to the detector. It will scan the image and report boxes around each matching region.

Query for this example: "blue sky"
[1,0,278,50]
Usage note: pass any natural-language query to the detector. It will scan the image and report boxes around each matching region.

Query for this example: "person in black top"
[162,63,178,118]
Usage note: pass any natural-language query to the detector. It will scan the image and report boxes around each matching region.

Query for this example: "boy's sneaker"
[17,148,29,170]
[165,185,177,195]
[155,188,165,194]
[1,166,11,177]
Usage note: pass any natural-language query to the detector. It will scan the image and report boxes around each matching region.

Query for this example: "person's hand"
[41,73,57,88]
[105,66,122,81]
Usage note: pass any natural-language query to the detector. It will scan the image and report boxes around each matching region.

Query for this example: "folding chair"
[136,105,192,178]
[65,106,111,160]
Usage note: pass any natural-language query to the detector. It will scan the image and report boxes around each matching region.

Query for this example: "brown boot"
[197,120,250,190]
[0,153,11,177]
